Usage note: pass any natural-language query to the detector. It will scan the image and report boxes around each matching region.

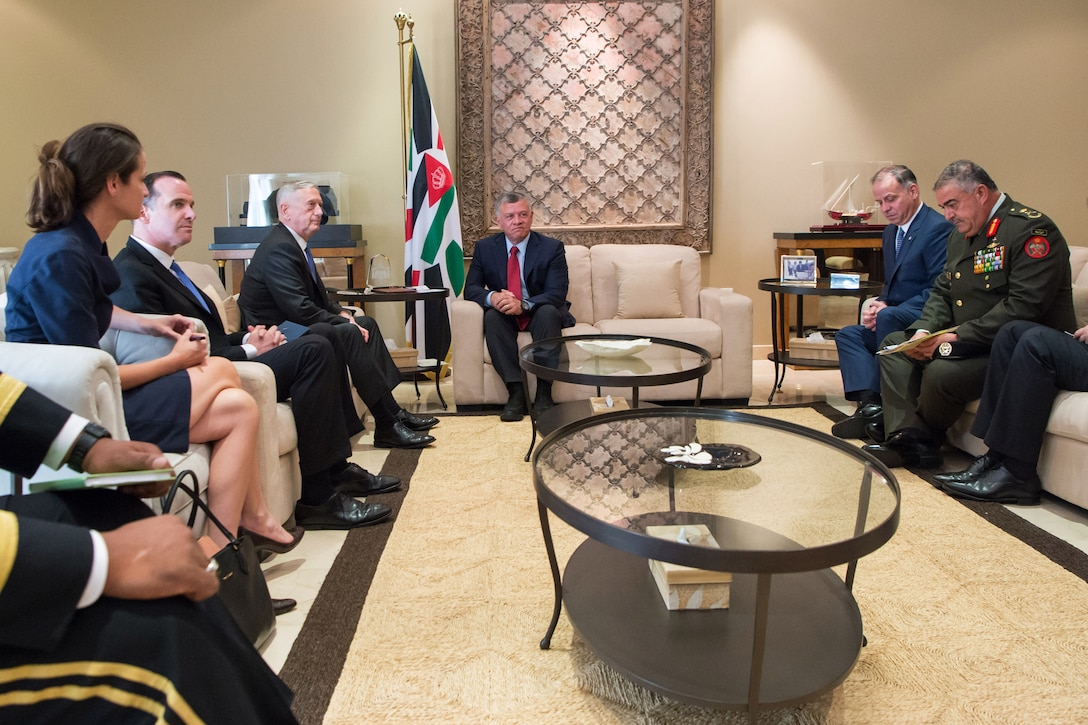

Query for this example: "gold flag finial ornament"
[393,10,414,43]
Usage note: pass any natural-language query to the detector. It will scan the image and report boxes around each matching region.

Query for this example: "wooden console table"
[773,230,886,283]
[210,224,365,294]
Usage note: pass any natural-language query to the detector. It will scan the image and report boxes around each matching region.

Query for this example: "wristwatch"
[68,423,112,473]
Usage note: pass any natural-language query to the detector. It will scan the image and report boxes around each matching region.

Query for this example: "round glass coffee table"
[533,407,900,719]
[518,334,712,460]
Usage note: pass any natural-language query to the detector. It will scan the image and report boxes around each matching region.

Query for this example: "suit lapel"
[279,225,329,305]
[127,239,223,329]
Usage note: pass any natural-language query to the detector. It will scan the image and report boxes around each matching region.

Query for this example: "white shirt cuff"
[77,530,109,608]
[44,415,91,470]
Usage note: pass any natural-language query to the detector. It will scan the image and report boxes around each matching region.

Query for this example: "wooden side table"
[757,278,885,403]
[330,287,451,409]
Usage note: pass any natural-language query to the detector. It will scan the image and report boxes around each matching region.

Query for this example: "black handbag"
[162,471,276,649]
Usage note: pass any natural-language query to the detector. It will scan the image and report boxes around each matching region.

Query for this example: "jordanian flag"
[405,47,463,363]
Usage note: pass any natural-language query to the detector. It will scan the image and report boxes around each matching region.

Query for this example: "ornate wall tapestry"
[456,0,713,254]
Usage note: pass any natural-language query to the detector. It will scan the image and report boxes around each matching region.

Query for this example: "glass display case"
[225,172,348,227]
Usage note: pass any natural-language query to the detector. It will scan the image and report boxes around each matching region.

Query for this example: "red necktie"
[507,247,529,331]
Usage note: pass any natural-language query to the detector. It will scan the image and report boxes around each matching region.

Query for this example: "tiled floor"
[258,357,1088,671]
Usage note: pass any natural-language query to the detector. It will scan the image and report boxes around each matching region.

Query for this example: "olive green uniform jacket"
[879,195,1076,435]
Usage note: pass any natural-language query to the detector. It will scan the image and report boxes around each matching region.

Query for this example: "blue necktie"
[895,227,906,257]
[170,261,210,313]
[304,246,320,283]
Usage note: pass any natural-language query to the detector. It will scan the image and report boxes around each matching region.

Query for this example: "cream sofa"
[946,245,1088,510]
[451,244,753,406]
[0,276,302,524]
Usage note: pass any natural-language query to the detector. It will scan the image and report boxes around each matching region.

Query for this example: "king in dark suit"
[832,165,953,439]
[110,171,396,531]
[237,181,437,449]
[464,192,575,421]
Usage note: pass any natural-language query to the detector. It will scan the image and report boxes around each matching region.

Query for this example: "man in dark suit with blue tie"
[832,165,952,439]
[464,192,575,421]
[237,181,437,450]
[111,171,397,532]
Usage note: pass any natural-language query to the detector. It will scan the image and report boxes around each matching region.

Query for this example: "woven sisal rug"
[282,404,1088,724]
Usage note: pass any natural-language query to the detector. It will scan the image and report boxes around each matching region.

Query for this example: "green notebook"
[28,468,176,493]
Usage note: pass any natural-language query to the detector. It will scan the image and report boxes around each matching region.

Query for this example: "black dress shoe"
[241,525,305,560]
[933,451,1002,485]
[294,492,393,530]
[940,465,1041,506]
[500,393,528,422]
[865,420,886,443]
[373,420,435,449]
[862,430,943,469]
[272,598,297,616]
[831,402,882,440]
[396,409,439,431]
[334,462,401,496]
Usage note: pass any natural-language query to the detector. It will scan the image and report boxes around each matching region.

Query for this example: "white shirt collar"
[898,203,924,236]
[284,224,308,251]
[130,236,175,270]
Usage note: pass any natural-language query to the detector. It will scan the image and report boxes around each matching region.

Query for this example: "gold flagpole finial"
[394,10,414,44]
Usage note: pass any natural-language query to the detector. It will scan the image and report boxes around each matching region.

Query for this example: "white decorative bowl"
[574,338,652,358]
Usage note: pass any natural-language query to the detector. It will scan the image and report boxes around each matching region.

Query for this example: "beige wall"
[2,0,1086,345]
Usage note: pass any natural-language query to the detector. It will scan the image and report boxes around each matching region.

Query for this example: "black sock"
[506,381,524,401]
[300,471,336,505]
[1002,456,1036,480]
[372,393,400,429]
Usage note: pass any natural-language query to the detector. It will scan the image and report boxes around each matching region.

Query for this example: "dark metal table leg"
[746,572,773,723]
[537,498,563,650]
[768,291,786,402]
[523,366,538,462]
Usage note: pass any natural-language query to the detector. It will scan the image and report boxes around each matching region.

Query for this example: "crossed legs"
[186,357,291,549]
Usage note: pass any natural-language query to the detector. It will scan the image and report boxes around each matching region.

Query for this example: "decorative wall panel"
[456,0,713,254]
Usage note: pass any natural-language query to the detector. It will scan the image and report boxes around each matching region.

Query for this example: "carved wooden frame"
[456,0,713,254]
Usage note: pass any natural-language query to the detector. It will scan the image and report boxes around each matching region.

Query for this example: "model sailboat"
[821,174,873,224]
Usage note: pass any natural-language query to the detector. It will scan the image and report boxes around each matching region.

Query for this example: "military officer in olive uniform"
[863,160,1076,469]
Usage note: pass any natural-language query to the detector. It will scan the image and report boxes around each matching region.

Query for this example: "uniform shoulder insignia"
[1031,229,1048,237]
[1010,206,1043,220]
[1025,236,1050,259]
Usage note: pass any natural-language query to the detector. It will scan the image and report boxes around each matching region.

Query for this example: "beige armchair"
[0,299,301,525]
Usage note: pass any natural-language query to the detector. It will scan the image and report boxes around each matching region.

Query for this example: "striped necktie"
[895,227,906,257]
[170,261,210,313]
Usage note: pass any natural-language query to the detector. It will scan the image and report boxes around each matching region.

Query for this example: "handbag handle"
[161,470,239,546]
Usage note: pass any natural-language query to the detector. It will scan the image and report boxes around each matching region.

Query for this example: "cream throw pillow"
[614,259,684,319]
[198,282,241,334]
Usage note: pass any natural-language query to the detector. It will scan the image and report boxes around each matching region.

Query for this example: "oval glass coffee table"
[518,334,712,460]
[533,407,900,720]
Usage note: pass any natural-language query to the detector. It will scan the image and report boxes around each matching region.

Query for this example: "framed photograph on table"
[780,255,818,285]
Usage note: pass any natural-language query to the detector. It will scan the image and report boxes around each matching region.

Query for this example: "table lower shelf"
[563,538,863,710]
[765,352,840,369]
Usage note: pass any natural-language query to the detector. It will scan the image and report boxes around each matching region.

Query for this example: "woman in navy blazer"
[4,123,294,550]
